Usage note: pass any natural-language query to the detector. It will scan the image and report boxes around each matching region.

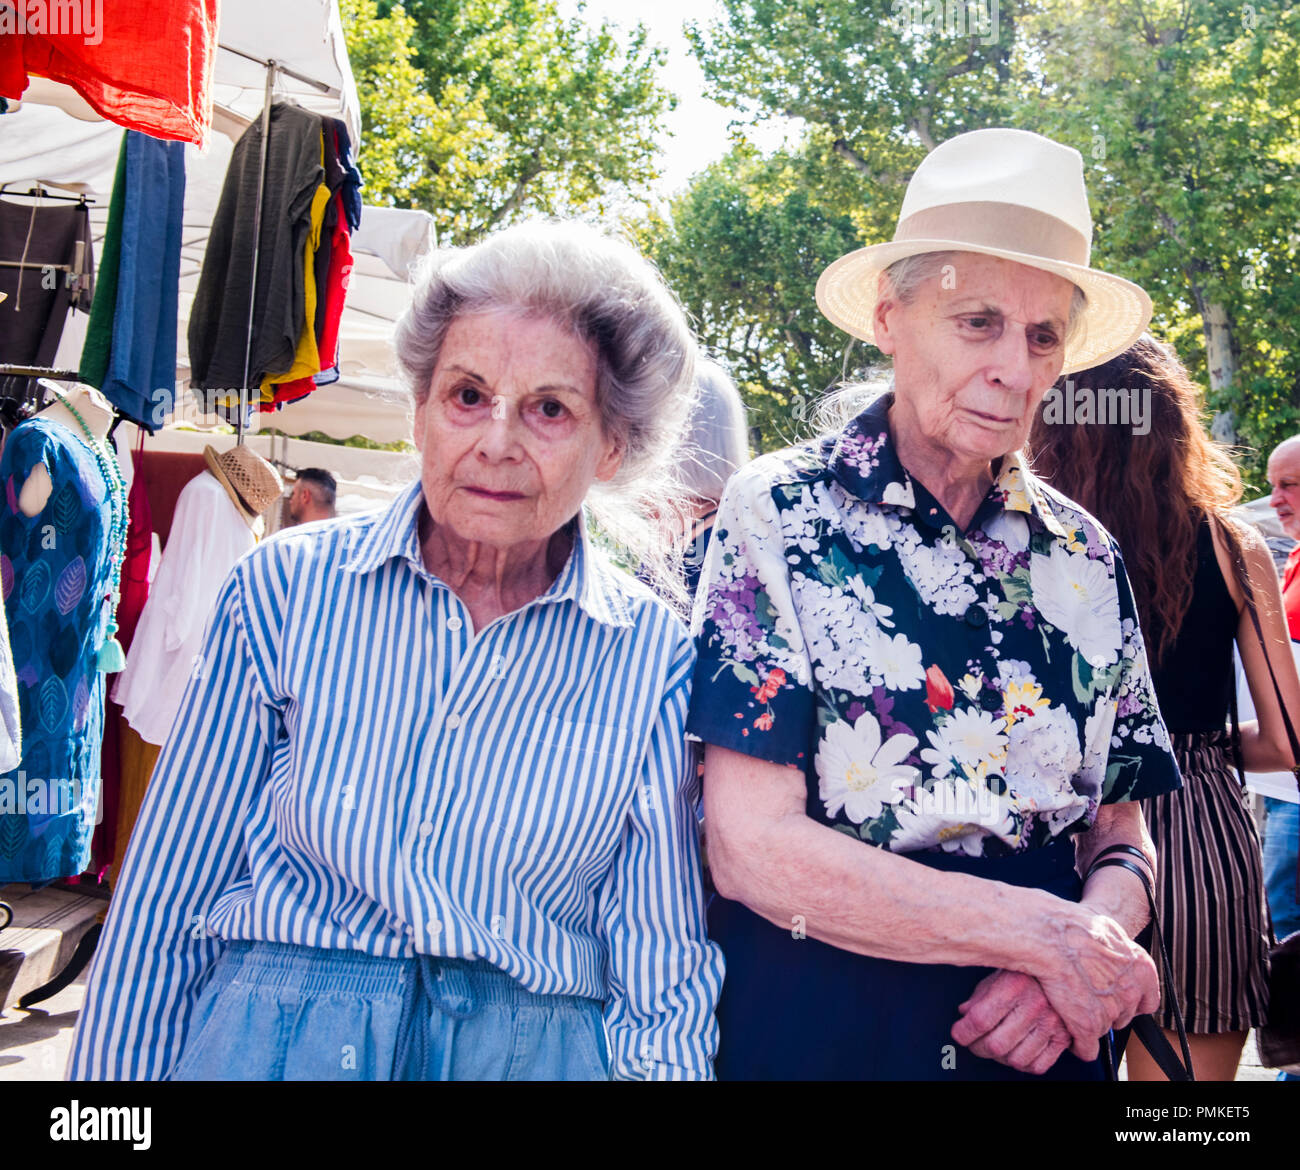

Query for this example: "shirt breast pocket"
[492,713,638,871]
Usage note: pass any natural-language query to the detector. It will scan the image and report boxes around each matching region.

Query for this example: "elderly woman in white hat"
[686,128,1182,1080]
[68,221,723,1081]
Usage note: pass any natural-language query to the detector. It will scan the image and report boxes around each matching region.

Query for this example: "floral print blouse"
[685,392,1181,858]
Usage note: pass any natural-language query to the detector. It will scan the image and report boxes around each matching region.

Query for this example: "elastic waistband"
[216,940,598,1010]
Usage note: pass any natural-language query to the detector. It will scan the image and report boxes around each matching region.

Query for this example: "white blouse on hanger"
[113,470,255,746]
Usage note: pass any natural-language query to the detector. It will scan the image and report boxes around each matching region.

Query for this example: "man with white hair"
[1263,439,1300,943]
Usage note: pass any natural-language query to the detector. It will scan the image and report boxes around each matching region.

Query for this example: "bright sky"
[557,0,795,201]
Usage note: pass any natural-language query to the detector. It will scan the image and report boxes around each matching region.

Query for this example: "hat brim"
[815,239,1153,375]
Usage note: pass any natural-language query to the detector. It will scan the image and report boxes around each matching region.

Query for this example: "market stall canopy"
[0,0,431,444]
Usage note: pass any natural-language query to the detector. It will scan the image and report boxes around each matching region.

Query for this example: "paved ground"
[0,969,87,1081]
[0,968,1282,1080]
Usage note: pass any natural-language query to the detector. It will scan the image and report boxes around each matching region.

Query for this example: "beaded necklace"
[48,388,129,672]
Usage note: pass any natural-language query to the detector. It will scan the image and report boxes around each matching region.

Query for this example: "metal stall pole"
[237,60,278,447]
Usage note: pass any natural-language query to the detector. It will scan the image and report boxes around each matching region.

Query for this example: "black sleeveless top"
[1143,518,1237,734]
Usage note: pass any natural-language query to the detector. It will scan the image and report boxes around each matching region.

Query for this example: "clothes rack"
[0,364,82,381]
[0,185,94,206]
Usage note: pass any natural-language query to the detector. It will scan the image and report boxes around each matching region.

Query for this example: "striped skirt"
[1139,730,1272,1033]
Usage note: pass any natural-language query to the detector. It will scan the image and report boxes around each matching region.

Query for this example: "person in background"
[285,466,338,524]
[1264,437,1300,948]
[1030,335,1300,1081]
[680,361,749,601]
[635,359,748,611]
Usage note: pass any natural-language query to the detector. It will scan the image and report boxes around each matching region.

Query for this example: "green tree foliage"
[660,0,1300,480]
[635,144,869,450]
[1019,0,1300,487]
[344,0,673,244]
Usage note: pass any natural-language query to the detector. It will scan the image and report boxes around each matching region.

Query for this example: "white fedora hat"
[815,128,1152,374]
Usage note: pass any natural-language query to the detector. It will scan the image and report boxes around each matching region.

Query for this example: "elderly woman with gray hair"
[68,221,724,1082]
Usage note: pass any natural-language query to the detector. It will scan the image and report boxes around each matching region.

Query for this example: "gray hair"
[814,249,1088,436]
[678,359,750,503]
[392,220,699,613]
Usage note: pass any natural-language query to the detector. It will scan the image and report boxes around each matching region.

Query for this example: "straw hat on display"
[203,444,284,526]
[815,128,1152,374]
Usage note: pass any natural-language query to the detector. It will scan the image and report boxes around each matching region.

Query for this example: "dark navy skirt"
[709,838,1110,1080]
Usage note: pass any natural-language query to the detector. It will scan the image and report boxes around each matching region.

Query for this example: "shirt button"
[446,615,463,631]
[418,822,433,838]
[446,713,462,729]
[964,604,988,628]
[427,920,442,937]
[489,655,507,679]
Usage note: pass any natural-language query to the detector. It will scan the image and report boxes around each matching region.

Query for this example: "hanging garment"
[312,121,347,341]
[113,720,161,875]
[0,598,20,774]
[90,436,154,874]
[187,103,325,407]
[257,173,331,395]
[112,470,254,747]
[78,139,128,389]
[263,189,354,411]
[0,197,95,365]
[0,1,219,147]
[78,132,186,432]
[0,417,117,882]
[334,118,363,233]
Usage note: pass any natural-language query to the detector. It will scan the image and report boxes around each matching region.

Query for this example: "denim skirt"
[168,941,609,1081]
[708,838,1109,1080]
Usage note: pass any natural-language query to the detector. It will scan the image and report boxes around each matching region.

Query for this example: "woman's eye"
[964,317,992,329]
[1030,332,1061,352]
[456,386,482,406]
[539,399,566,420]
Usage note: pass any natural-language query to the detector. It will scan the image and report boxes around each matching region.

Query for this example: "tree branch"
[831,138,903,186]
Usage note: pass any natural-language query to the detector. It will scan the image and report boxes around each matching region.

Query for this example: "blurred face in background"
[1268,439,1300,542]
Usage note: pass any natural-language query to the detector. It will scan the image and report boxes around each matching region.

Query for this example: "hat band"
[894,202,1091,268]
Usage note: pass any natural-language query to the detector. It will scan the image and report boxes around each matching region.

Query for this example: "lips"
[966,407,1017,425]
[465,486,525,501]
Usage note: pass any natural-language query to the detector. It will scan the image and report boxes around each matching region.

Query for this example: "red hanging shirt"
[0,1,219,146]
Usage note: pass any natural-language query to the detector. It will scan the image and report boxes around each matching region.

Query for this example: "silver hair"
[678,359,750,503]
[392,220,699,614]
[814,250,1089,436]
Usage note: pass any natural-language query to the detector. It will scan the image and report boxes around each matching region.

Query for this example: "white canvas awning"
[0,0,431,446]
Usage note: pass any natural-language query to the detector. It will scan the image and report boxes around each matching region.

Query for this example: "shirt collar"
[342,479,635,627]
[828,390,1069,539]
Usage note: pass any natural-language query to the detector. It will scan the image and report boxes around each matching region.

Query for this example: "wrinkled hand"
[951,969,1072,1076]
[1035,906,1160,1063]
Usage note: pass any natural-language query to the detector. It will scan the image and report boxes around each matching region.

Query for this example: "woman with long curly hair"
[1029,333,1300,1080]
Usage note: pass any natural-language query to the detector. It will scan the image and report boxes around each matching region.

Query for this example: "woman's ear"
[594,435,624,483]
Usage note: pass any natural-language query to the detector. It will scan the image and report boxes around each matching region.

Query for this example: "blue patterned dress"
[0,417,115,881]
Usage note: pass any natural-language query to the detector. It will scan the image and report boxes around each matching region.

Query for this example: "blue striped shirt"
[67,480,724,1081]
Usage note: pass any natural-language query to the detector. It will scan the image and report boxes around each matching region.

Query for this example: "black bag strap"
[1088,847,1195,1081]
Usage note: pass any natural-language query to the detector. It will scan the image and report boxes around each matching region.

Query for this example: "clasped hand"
[950,906,1159,1075]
